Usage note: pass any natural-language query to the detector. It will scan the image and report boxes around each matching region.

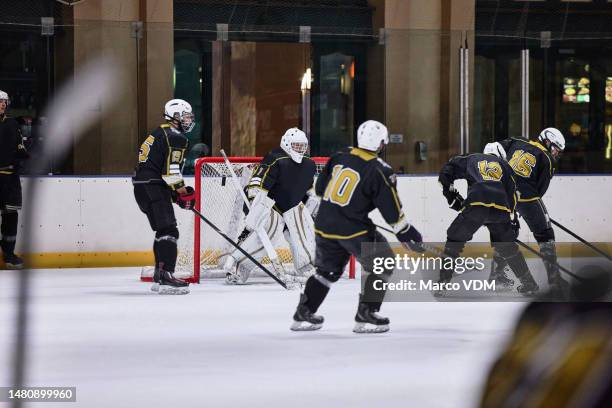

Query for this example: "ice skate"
[150,266,160,292]
[158,269,190,295]
[516,280,539,297]
[488,263,515,292]
[353,297,389,333]
[290,294,323,331]
[2,253,23,270]
[546,277,570,301]
[433,268,453,298]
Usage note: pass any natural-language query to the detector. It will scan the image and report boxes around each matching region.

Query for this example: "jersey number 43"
[323,165,361,207]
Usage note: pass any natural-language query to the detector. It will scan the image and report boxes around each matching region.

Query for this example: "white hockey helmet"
[483,142,507,160]
[280,127,308,163]
[0,90,9,111]
[538,127,565,160]
[164,99,195,133]
[357,120,389,152]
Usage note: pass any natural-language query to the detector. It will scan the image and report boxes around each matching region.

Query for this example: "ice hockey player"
[133,99,196,295]
[290,120,423,333]
[437,143,539,296]
[0,90,29,269]
[494,128,569,297]
[223,128,319,286]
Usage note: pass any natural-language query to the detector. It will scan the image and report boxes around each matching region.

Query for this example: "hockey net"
[142,156,356,284]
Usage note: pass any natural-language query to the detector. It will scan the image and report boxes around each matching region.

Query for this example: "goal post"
[141,156,356,283]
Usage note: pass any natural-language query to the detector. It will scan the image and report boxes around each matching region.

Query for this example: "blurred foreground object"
[480,264,612,408]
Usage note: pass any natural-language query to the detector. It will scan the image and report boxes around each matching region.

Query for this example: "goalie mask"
[164,99,195,133]
[281,128,308,163]
[538,127,565,161]
[483,142,507,160]
[357,120,389,153]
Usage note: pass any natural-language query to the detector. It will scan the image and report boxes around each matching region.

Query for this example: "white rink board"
[16,175,612,254]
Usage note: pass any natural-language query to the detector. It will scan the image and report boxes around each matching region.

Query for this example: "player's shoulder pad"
[150,125,167,138]
[2,116,19,127]
[300,155,317,168]
[262,147,287,163]
[373,157,397,185]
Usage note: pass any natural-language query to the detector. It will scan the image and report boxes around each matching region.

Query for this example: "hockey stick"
[219,149,289,278]
[191,207,288,289]
[514,239,583,281]
[373,222,446,257]
[550,218,612,262]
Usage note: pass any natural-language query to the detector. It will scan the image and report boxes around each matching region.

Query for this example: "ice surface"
[0,268,525,408]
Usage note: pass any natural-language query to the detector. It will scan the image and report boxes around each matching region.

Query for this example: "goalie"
[223,128,319,285]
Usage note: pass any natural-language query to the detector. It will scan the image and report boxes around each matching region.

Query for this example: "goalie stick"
[219,149,290,280]
[191,207,288,289]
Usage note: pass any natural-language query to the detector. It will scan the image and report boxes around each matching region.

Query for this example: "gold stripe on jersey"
[349,147,377,161]
[528,140,553,177]
[376,168,402,219]
[518,196,541,202]
[469,202,512,213]
[260,156,290,188]
[315,229,369,240]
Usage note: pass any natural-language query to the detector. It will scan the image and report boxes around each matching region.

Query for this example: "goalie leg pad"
[282,203,316,274]
[226,210,284,282]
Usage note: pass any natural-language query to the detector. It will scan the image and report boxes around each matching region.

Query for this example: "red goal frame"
[190,156,356,283]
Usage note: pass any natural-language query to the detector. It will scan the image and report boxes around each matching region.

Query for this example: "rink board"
[5,175,612,268]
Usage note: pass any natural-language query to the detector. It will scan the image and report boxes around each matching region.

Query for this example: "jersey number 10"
[323,165,361,207]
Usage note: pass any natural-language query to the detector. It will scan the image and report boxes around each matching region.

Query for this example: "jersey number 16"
[323,165,361,207]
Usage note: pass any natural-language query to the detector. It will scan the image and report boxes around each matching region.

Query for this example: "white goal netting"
[168,156,329,282]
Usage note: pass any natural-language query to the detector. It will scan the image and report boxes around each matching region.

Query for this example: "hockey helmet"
[538,127,565,160]
[357,120,389,152]
[280,127,308,163]
[164,99,195,133]
[0,90,9,112]
[483,142,507,160]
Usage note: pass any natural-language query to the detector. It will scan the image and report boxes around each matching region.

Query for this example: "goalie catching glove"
[245,189,276,231]
[173,186,196,210]
[393,217,424,252]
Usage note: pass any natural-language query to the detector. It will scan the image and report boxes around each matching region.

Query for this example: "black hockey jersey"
[439,153,517,213]
[314,147,404,239]
[499,138,553,202]
[132,123,189,190]
[247,148,316,213]
[0,115,28,175]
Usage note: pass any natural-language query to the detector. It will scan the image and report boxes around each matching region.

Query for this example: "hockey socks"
[302,274,331,313]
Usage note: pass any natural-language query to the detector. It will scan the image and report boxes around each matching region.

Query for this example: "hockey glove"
[395,222,424,253]
[175,186,196,210]
[442,185,464,212]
